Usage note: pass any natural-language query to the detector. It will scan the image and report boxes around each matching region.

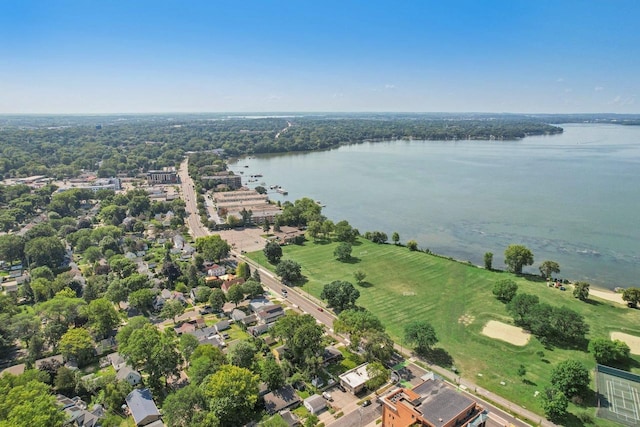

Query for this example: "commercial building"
[381,377,487,427]
[202,172,242,189]
[146,167,178,184]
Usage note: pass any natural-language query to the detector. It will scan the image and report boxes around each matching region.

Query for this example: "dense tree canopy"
[202,365,259,427]
[195,235,231,262]
[321,281,360,312]
[263,241,283,264]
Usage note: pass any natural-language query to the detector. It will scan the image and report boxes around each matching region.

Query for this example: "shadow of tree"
[421,347,454,368]
[522,379,537,386]
[357,281,373,288]
[341,257,361,264]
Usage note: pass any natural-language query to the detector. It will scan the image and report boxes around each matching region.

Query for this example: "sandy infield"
[590,288,625,305]
[482,320,531,346]
[610,332,640,355]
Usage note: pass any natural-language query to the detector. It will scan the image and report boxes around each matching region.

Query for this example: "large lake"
[228,124,640,290]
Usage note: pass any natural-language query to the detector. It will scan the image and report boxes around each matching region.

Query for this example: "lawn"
[248,238,640,423]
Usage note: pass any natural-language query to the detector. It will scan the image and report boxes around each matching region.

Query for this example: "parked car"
[336,384,346,393]
[317,307,324,312]
[322,392,333,401]
[361,399,371,407]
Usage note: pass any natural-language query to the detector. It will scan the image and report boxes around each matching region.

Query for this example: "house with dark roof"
[322,346,343,366]
[263,385,302,414]
[126,388,162,426]
[215,320,230,333]
[35,354,64,369]
[380,378,487,427]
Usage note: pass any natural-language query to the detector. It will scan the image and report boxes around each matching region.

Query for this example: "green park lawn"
[248,238,640,423]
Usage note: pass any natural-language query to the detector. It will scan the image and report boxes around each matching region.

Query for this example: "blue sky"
[1,1,639,113]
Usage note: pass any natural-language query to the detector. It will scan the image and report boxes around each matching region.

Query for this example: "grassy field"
[248,238,640,424]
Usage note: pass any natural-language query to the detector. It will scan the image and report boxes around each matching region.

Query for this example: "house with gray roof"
[126,388,161,426]
[256,304,285,324]
[303,394,327,415]
[116,366,142,386]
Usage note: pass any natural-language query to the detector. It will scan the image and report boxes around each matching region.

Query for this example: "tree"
[550,360,590,398]
[366,361,390,391]
[128,288,156,313]
[263,241,283,264]
[573,282,590,301]
[83,298,119,339]
[227,284,245,306]
[334,220,357,243]
[193,286,212,303]
[208,288,227,312]
[228,340,257,369]
[622,287,640,307]
[161,299,185,323]
[119,325,182,386]
[0,234,24,264]
[392,231,400,245]
[275,259,303,284]
[24,236,66,269]
[333,242,352,262]
[242,280,264,299]
[306,221,322,241]
[251,268,261,283]
[539,260,560,278]
[109,255,137,279]
[504,244,534,274]
[0,379,67,427]
[404,320,438,354]
[517,364,526,380]
[59,328,95,367]
[188,345,226,385]
[334,309,384,338]
[261,356,284,391]
[589,338,630,365]
[195,235,231,262]
[9,312,40,348]
[83,246,102,264]
[202,365,259,427]
[179,333,201,363]
[492,279,518,303]
[362,330,395,365]
[30,266,55,281]
[353,270,366,285]
[506,293,539,325]
[236,261,251,279]
[321,281,360,312]
[54,366,77,395]
[162,384,209,427]
[271,314,324,370]
[541,387,568,422]
[406,240,418,251]
[484,252,493,270]
[101,379,133,412]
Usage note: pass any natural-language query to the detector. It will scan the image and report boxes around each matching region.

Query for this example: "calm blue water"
[229,124,640,290]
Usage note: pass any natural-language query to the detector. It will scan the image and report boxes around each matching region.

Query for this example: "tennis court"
[596,364,640,426]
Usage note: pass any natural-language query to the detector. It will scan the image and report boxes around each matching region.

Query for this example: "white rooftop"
[339,362,370,388]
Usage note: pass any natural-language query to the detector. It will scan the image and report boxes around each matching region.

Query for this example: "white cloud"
[608,95,636,106]
[594,86,604,92]
[556,77,565,83]
[385,84,396,89]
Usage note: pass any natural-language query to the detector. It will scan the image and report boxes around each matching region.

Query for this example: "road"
[178,158,210,239]
[177,158,551,427]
